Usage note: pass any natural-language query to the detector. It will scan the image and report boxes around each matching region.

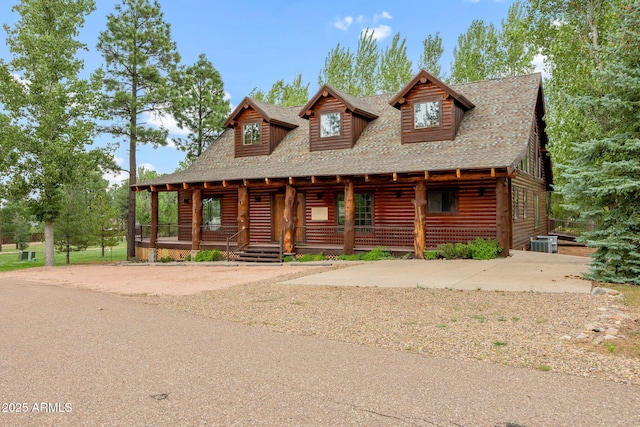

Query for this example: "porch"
[134,223,496,261]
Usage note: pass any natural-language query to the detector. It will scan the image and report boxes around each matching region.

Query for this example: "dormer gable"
[224,97,298,158]
[389,70,475,144]
[299,84,378,152]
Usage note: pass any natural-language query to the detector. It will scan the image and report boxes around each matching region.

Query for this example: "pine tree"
[559,0,640,284]
[97,0,180,259]
[171,53,230,163]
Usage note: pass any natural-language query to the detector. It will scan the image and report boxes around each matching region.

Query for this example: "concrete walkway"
[1,279,638,426]
[283,250,592,293]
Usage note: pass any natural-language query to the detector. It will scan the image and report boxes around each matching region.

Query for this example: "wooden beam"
[289,176,294,185]
[283,185,298,253]
[150,191,159,249]
[495,178,512,257]
[424,171,430,180]
[343,181,355,255]
[393,172,398,181]
[243,179,249,187]
[364,174,370,182]
[336,175,342,183]
[192,188,203,251]
[222,180,228,188]
[237,186,250,248]
[413,181,427,259]
[456,169,461,179]
[420,76,427,84]
[265,177,271,185]
[150,185,160,192]
[311,176,317,184]
[491,168,496,178]
[183,182,189,189]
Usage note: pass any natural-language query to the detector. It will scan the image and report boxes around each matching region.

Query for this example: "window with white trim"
[243,122,260,145]
[320,112,341,137]
[414,101,440,128]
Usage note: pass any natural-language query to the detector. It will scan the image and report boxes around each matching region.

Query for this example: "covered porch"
[134,168,511,262]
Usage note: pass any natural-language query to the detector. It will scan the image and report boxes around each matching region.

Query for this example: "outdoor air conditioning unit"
[530,238,552,253]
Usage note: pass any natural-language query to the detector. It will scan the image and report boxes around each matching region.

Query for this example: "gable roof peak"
[300,84,378,120]
[224,96,298,129]
[389,69,475,110]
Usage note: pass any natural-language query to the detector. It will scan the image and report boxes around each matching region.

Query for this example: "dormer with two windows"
[224,97,298,158]
[390,70,475,144]
[299,85,378,152]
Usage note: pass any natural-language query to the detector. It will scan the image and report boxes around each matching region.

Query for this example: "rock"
[591,287,607,296]
[604,335,617,340]
[593,337,603,345]
[605,328,619,336]
[585,322,604,332]
[576,333,589,340]
[560,335,572,340]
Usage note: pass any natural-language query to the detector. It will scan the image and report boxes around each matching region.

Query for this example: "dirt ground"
[0,263,332,296]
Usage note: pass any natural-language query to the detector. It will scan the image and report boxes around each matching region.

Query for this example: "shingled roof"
[141,73,544,187]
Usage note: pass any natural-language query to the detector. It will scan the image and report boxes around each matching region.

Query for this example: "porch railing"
[137,224,238,242]
[300,225,415,248]
[548,219,595,237]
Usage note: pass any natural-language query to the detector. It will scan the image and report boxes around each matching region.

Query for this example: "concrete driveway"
[283,250,592,293]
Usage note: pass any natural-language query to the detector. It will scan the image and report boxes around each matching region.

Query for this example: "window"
[203,197,221,230]
[513,188,519,219]
[320,112,341,137]
[243,122,260,145]
[534,192,540,229]
[427,190,457,213]
[414,101,440,128]
[337,193,373,227]
[519,143,530,174]
[523,191,528,219]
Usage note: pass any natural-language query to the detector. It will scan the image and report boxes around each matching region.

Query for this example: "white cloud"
[366,25,392,41]
[532,52,551,80]
[373,11,392,23]
[334,16,353,31]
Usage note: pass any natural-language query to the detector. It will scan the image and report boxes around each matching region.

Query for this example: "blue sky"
[0,0,528,185]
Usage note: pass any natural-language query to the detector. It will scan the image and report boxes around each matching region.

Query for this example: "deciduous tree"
[250,73,309,107]
[419,32,444,78]
[377,33,413,93]
[0,0,107,266]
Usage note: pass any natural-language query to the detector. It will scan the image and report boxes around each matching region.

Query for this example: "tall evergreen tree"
[97,0,180,259]
[558,0,640,284]
[0,0,107,266]
[419,32,444,78]
[171,53,229,163]
[377,33,413,93]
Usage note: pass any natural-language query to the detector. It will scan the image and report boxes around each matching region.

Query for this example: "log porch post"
[413,180,427,259]
[343,180,355,255]
[148,190,159,262]
[237,186,250,248]
[495,177,512,257]
[192,188,203,251]
[283,184,298,253]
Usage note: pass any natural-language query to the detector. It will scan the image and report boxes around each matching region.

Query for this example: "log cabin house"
[135,70,552,262]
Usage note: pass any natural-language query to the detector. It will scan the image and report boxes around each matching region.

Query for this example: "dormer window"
[414,101,440,129]
[320,112,341,137]
[243,122,260,145]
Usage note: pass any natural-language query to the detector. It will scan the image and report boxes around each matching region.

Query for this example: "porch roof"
[140,73,543,187]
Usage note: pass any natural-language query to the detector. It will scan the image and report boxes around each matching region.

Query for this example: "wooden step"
[236,245,282,263]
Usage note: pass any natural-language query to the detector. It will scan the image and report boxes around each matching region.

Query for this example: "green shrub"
[362,246,393,261]
[184,254,191,261]
[338,253,362,261]
[298,253,326,262]
[437,242,472,259]
[194,249,223,262]
[283,255,294,262]
[469,238,502,260]
[159,256,174,263]
[424,250,438,260]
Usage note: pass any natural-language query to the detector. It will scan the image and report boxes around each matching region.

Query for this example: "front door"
[273,193,305,243]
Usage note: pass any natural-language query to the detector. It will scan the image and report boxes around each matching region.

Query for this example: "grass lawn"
[0,241,127,272]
